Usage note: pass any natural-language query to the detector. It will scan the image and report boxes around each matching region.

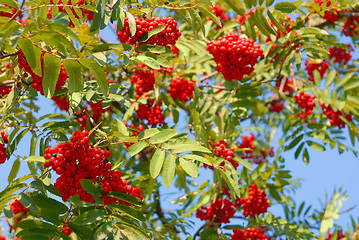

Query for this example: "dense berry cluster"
[321,104,352,129]
[44,130,143,204]
[204,140,236,169]
[18,50,68,95]
[305,59,329,82]
[87,101,110,122]
[295,92,316,119]
[239,184,270,218]
[130,64,172,99]
[326,230,345,240]
[117,17,181,47]
[0,131,8,164]
[52,95,70,112]
[312,0,340,22]
[62,226,72,236]
[196,198,236,223]
[136,100,165,126]
[47,0,93,27]
[342,16,359,37]
[329,45,352,64]
[231,227,269,240]
[237,134,256,159]
[10,200,29,227]
[168,77,195,102]
[207,33,263,81]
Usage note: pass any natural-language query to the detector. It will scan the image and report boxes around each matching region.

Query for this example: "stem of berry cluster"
[0,51,19,60]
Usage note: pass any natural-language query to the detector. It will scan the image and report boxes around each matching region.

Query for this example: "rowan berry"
[342,15,359,37]
[311,0,340,22]
[329,45,352,64]
[0,131,8,164]
[136,100,165,127]
[116,17,181,47]
[305,59,329,82]
[326,230,345,240]
[239,184,270,218]
[207,33,263,81]
[269,101,285,113]
[168,77,195,102]
[231,227,269,240]
[294,92,316,119]
[196,198,236,224]
[62,226,72,236]
[321,104,352,129]
[204,140,237,169]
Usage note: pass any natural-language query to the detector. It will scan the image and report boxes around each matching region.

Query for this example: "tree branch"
[0,51,19,60]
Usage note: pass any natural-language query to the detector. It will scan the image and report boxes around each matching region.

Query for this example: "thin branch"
[7,0,25,22]
[0,80,15,87]
[0,51,19,60]
[198,71,218,84]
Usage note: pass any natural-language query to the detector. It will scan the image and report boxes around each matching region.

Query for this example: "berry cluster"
[204,140,236,169]
[269,100,285,113]
[196,198,236,223]
[312,0,340,22]
[47,0,93,27]
[87,101,110,122]
[0,131,8,164]
[342,16,359,37]
[116,17,181,47]
[209,5,230,29]
[136,100,165,126]
[52,95,70,112]
[168,77,195,102]
[236,9,256,26]
[305,59,329,82]
[251,148,275,165]
[237,134,256,159]
[239,184,270,218]
[9,200,29,228]
[44,130,143,204]
[62,226,72,236]
[18,50,68,95]
[231,227,269,240]
[0,86,12,97]
[326,230,345,240]
[294,92,316,119]
[0,5,22,18]
[130,64,172,99]
[207,33,263,81]
[329,45,352,64]
[321,104,352,129]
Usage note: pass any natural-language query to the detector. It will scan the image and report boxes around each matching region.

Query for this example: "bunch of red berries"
[196,198,236,223]
[47,0,93,27]
[294,92,316,119]
[62,226,72,236]
[10,200,29,224]
[342,16,359,37]
[251,148,275,165]
[136,100,165,126]
[231,227,269,240]
[18,50,68,95]
[0,5,23,18]
[305,59,329,82]
[0,86,12,97]
[237,134,256,159]
[269,101,285,113]
[239,184,270,218]
[326,230,345,240]
[209,5,230,29]
[321,104,352,129]
[207,33,263,81]
[116,17,181,47]
[329,45,352,64]
[168,77,195,102]
[236,9,256,26]
[311,0,340,22]
[87,101,110,122]
[52,95,70,112]
[0,131,8,164]
[130,64,172,99]
[204,140,237,169]
[44,130,143,204]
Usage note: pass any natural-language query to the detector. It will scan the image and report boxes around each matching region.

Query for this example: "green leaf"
[8,158,20,184]
[307,141,325,151]
[295,142,305,159]
[138,128,160,140]
[126,11,136,36]
[42,53,61,98]
[17,38,42,76]
[325,69,337,87]
[334,72,354,88]
[79,58,109,96]
[17,219,57,231]
[172,144,212,154]
[73,209,107,225]
[162,154,176,187]
[188,8,205,36]
[251,9,276,37]
[274,2,297,13]
[103,191,142,206]
[181,154,211,165]
[91,43,132,52]
[234,157,253,170]
[149,149,166,179]
[196,6,221,27]
[135,44,172,54]
[127,141,148,156]
[286,134,304,151]
[179,157,198,177]
[137,25,166,42]
[267,10,286,33]
[303,147,309,164]
[116,118,129,136]
[149,129,177,144]
[109,203,145,222]
[135,54,161,69]
[223,0,245,15]
[63,59,83,93]
[80,179,103,197]
[24,156,45,163]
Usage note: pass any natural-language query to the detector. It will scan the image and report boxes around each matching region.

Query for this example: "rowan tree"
[0,0,358,239]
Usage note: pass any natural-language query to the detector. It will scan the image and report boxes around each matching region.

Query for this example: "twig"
[0,80,15,87]
[7,0,25,22]
[0,51,19,60]
[198,71,218,84]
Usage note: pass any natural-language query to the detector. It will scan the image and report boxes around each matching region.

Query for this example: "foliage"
[0,0,359,239]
